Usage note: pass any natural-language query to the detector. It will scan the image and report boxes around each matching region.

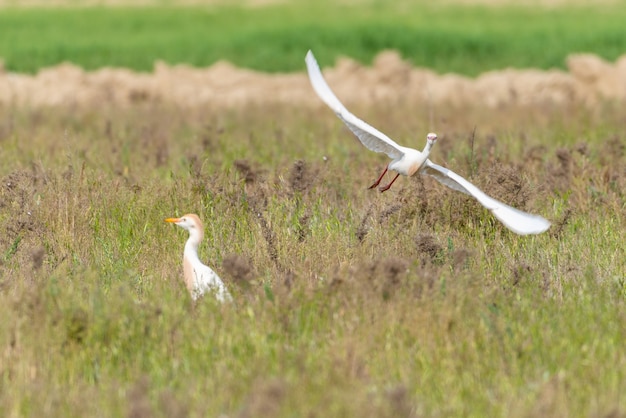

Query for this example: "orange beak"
[164,217,180,223]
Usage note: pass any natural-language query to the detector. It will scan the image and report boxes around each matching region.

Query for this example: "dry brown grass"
[2,51,626,111]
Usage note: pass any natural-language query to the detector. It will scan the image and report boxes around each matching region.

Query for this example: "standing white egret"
[165,214,232,302]
[305,50,550,235]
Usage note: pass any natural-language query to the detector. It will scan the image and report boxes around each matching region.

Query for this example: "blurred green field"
[1,2,626,74]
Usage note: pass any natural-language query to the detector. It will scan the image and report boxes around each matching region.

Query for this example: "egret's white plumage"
[165,214,232,302]
[305,50,550,235]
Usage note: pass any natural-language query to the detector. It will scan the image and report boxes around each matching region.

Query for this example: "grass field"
[2,99,625,417]
[1,2,626,417]
[1,2,626,74]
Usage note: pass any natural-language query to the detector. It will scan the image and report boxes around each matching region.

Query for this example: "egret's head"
[426,132,438,145]
[165,213,204,233]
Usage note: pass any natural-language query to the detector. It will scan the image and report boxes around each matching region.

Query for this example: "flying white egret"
[165,214,232,302]
[305,50,550,235]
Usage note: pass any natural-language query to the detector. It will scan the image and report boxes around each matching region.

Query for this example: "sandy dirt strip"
[0,0,618,7]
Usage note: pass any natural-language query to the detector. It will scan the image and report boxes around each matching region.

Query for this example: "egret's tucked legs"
[379,173,400,192]
[369,166,389,189]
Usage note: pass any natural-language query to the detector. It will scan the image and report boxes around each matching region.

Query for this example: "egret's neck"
[423,141,435,156]
[183,230,203,261]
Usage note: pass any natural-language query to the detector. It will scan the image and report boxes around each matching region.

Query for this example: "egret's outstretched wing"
[421,160,551,235]
[305,50,404,160]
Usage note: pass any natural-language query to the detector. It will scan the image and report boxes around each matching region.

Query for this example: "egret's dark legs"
[379,173,400,192]
[369,167,388,189]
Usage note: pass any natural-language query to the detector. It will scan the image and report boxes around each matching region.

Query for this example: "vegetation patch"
[1,2,626,74]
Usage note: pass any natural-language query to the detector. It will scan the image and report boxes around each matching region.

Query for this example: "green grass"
[1,2,626,75]
[1,99,625,416]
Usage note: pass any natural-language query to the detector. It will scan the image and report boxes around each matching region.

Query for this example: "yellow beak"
[164,218,180,223]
